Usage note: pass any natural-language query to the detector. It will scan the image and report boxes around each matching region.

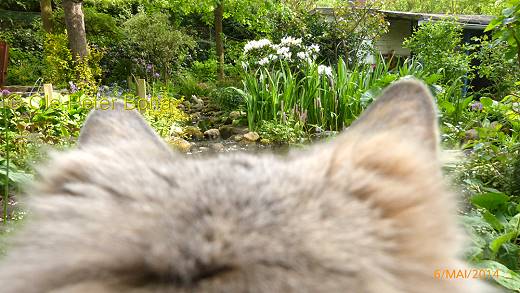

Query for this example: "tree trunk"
[40,0,53,33]
[62,0,88,60]
[214,1,224,81]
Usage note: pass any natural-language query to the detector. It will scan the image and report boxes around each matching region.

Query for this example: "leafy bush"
[257,120,304,144]
[269,2,388,65]
[142,96,190,138]
[176,73,215,98]
[485,0,520,68]
[123,12,196,80]
[461,189,520,291]
[473,36,520,98]
[403,20,472,84]
[0,20,44,85]
[43,33,103,93]
[210,87,243,111]
[190,59,218,82]
[5,48,44,85]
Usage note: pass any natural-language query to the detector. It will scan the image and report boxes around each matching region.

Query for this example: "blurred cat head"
[0,79,497,293]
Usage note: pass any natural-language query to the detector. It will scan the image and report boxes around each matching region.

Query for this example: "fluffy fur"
[0,80,498,292]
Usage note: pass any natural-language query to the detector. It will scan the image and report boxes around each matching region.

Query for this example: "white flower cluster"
[243,36,320,67]
[318,65,333,77]
[243,39,272,54]
[280,36,302,46]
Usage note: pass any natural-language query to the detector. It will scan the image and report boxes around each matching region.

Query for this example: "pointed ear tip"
[389,78,429,90]
[382,78,436,109]
[388,79,434,99]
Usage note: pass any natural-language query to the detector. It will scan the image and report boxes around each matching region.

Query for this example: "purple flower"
[146,64,153,72]
[1,89,11,96]
[68,81,78,93]
[471,101,483,111]
[153,72,160,78]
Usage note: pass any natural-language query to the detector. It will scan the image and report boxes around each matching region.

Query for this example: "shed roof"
[313,7,493,26]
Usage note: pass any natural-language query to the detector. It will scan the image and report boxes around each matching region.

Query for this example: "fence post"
[136,78,146,99]
[43,83,53,106]
[0,42,8,87]
[127,76,134,91]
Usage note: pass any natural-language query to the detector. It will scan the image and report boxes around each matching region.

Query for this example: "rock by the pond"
[183,126,204,140]
[243,131,260,142]
[232,118,248,127]
[210,142,224,152]
[465,128,479,141]
[221,116,232,125]
[204,128,220,140]
[490,121,501,130]
[169,124,184,137]
[167,137,192,153]
[260,138,271,145]
[190,112,201,121]
[219,125,247,139]
[191,95,204,106]
[229,110,242,120]
[233,134,243,142]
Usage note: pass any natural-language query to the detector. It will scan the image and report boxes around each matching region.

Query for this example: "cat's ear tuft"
[347,79,439,153]
[78,101,168,151]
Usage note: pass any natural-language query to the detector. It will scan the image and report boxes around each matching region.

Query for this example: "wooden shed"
[314,8,493,60]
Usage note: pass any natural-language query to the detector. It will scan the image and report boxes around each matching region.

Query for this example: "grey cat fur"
[0,79,499,292]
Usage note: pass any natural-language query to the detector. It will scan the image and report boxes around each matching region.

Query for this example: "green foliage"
[43,33,73,86]
[141,96,190,137]
[0,18,44,85]
[486,0,520,68]
[123,12,196,80]
[190,59,218,82]
[0,158,31,192]
[257,120,304,144]
[328,2,389,65]
[473,36,520,97]
[176,73,215,98]
[461,187,520,291]
[445,87,520,291]
[0,92,90,170]
[0,0,40,11]
[237,48,433,131]
[511,155,520,196]
[210,87,243,111]
[43,33,103,93]
[269,2,388,65]
[403,20,472,85]
[5,48,44,85]
[378,0,507,15]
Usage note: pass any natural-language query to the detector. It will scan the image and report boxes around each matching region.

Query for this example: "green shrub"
[176,73,215,98]
[403,20,472,84]
[0,19,44,85]
[511,155,520,196]
[190,59,218,82]
[123,12,196,80]
[142,96,190,138]
[269,2,388,65]
[43,33,103,93]
[210,87,243,111]
[43,33,73,86]
[473,36,520,97]
[257,120,305,144]
[6,48,44,85]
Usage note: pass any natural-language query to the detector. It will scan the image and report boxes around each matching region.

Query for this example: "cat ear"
[78,101,170,152]
[345,79,439,154]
